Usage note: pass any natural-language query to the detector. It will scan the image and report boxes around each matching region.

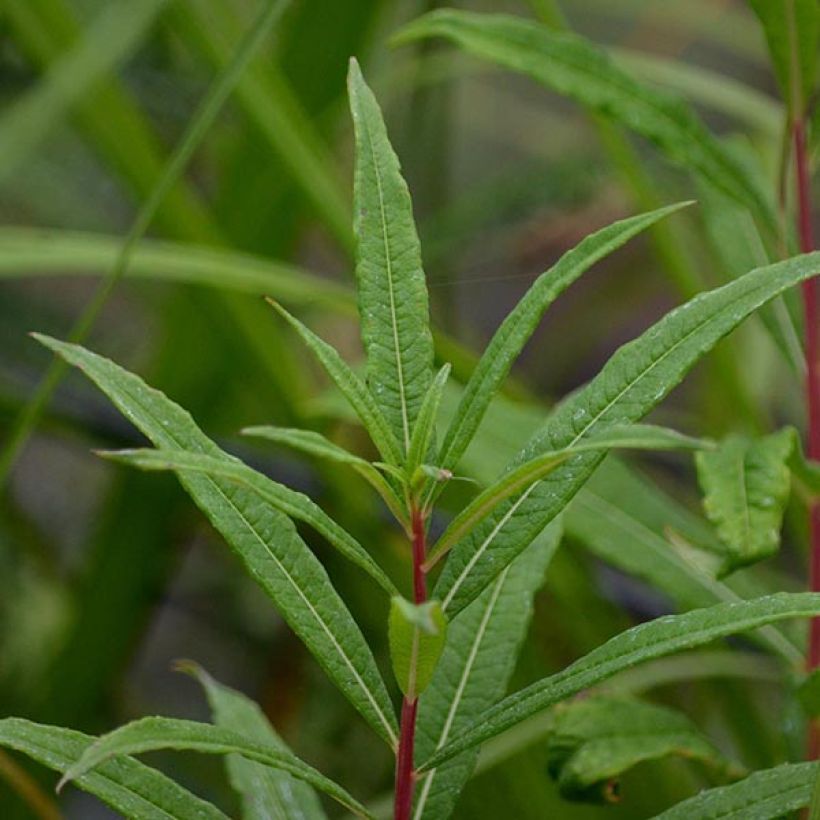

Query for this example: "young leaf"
[433,251,820,616]
[406,364,450,478]
[395,10,775,231]
[421,592,820,769]
[388,598,447,698]
[652,761,818,819]
[348,58,434,454]
[183,663,328,820]
[270,300,404,466]
[696,430,794,576]
[36,335,398,747]
[748,0,818,117]
[99,448,398,596]
[435,203,691,475]
[58,717,373,818]
[545,697,743,803]
[0,718,228,820]
[426,424,708,571]
[413,521,560,820]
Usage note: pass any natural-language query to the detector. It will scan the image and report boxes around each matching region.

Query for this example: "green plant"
[4,38,820,819]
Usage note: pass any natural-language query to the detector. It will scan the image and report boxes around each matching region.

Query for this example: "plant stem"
[394,505,428,820]
[795,118,820,757]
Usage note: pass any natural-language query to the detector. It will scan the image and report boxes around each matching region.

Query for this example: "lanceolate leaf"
[652,761,818,819]
[99,448,398,596]
[0,718,228,820]
[696,430,794,575]
[36,335,398,747]
[436,203,691,474]
[426,424,707,570]
[406,364,450,477]
[185,663,328,820]
[388,598,447,698]
[59,717,373,818]
[270,300,403,465]
[421,592,820,769]
[434,251,820,616]
[545,697,743,803]
[413,521,560,820]
[348,58,434,453]
[396,11,775,231]
[748,0,818,116]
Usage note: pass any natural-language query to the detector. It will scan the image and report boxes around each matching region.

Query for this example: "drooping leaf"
[413,521,561,820]
[99,448,398,595]
[406,364,450,478]
[545,697,743,803]
[435,203,692,475]
[652,761,818,820]
[0,718,228,819]
[270,300,404,466]
[388,598,448,698]
[433,251,820,616]
[183,663,328,820]
[426,423,708,570]
[59,717,373,818]
[395,10,775,231]
[696,430,794,575]
[348,58,434,454]
[421,592,820,769]
[748,0,819,116]
[36,335,398,747]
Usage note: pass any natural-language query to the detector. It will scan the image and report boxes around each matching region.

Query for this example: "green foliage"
[696,430,794,575]
[388,598,447,697]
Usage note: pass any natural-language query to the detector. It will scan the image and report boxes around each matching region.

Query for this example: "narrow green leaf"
[0,717,228,819]
[59,717,373,818]
[696,430,794,575]
[388,598,448,698]
[35,335,398,747]
[413,521,560,820]
[348,58,435,454]
[407,364,450,477]
[395,10,775,230]
[270,300,404,466]
[421,592,820,769]
[99,448,398,596]
[748,0,818,116]
[427,424,707,571]
[434,251,820,616]
[436,203,691,474]
[652,761,818,820]
[545,697,743,803]
[183,663,328,820]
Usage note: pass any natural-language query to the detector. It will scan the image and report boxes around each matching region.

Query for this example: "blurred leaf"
[652,761,818,819]
[545,697,743,803]
[413,521,560,820]
[395,10,776,232]
[423,592,820,769]
[388,598,447,698]
[348,59,434,456]
[59,717,372,818]
[434,252,820,616]
[36,335,398,747]
[185,664,328,820]
[0,718,228,819]
[748,0,818,116]
[696,430,793,575]
[100,448,398,596]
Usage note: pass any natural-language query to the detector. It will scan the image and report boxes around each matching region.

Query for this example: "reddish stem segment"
[394,506,428,820]
[795,120,820,758]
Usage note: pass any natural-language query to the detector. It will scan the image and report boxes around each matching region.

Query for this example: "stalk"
[795,117,820,757]
[394,505,427,820]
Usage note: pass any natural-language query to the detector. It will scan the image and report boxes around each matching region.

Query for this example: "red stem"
[795,120,820,758]
[394,506,428,820]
